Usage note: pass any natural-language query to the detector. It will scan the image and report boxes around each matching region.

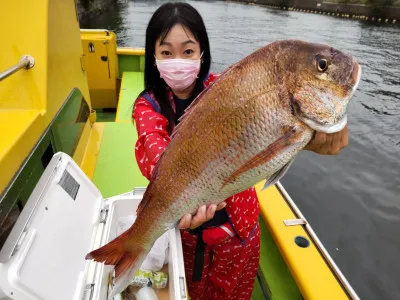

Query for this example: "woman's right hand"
[304,125,349,155]
[178,202,227,230]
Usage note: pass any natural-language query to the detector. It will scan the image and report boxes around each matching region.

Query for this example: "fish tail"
[85,229,148,298]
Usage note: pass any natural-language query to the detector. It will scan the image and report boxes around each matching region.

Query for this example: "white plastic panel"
[0,153,188,300]
[0,153,104,300]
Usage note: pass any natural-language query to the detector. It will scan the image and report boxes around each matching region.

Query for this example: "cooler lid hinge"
[83,283,95,300]
[99,208,108,223]
[133,187,146,196]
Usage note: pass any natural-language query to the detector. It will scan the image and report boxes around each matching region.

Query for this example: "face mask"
[155,53,203,91]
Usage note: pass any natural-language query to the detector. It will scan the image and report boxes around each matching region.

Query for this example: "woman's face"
[155,24,201,61]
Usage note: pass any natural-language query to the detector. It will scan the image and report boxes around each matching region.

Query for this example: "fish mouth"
[298,114,348,134]
[343,61,361,101]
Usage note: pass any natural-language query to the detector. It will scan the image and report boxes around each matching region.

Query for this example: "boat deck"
[90,72,148,198]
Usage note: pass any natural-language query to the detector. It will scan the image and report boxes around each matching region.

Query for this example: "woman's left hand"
[178,202,227,230]
[304,125,349,155]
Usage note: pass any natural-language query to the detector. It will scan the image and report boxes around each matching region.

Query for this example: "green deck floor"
[92,122,148,198]
[93,72,148,197]
[257,216,302,299]
[116,72,144,122]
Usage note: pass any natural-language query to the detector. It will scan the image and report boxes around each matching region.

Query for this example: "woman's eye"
[184,49,194,55]
[161,50,171,56]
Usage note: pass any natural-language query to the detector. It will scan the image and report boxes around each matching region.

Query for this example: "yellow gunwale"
[117,47,145,56]
[256,181,352,299]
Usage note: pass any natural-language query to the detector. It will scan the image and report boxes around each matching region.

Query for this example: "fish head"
[286,41,361,133]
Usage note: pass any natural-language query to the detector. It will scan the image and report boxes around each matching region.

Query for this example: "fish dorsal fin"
[136,149,166,215]
[171,65,237,140]
[170,84,213,140]
[136,184,152,216]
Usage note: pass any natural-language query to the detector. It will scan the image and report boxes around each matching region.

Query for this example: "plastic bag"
[116,214,169,272]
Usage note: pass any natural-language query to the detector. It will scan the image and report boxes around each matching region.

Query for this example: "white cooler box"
[0,152,188,300]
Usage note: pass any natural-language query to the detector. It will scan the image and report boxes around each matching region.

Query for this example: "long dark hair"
[140,2,211,134]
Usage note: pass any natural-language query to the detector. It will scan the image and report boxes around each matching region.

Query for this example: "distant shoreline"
[226,0,399,23]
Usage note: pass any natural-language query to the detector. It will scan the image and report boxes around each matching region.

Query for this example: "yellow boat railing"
[0,55,35,81]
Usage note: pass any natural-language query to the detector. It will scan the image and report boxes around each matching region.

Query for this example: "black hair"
[140,2,211,134]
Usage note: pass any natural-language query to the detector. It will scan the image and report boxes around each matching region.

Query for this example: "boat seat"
[116,71,144,122]
[91,72,148,198]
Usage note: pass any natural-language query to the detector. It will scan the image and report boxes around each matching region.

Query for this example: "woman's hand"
[178,202,227,230]
[304,125,349,155]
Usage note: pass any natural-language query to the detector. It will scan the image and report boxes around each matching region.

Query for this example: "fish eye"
[317,58,328,72]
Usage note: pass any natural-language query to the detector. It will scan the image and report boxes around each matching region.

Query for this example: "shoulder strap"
[142,92,161,114]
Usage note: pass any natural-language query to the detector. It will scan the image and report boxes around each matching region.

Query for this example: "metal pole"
[276,181,360,300]
[0,55,35,81]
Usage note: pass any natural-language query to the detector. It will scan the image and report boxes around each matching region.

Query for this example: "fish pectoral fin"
[262,158,295,191]
[221,126,298,189]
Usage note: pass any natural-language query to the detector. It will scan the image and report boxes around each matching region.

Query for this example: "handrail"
[276,181,360,300]
[0,55,35,81]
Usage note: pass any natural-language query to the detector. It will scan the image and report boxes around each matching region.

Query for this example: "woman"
[132,2,348,299]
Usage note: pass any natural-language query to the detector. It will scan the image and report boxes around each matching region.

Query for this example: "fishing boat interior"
[0,1,359,299]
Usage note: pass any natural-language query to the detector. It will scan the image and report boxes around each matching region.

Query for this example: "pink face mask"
[155,54,202,91]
